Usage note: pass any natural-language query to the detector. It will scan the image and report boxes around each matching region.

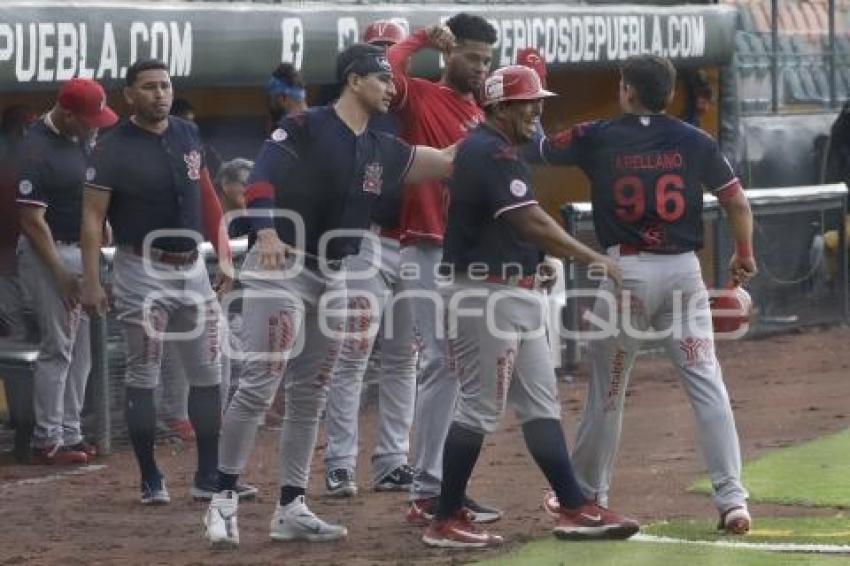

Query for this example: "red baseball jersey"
[386,29,483,245]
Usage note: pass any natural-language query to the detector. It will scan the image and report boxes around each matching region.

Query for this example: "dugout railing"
[558,183,849,370]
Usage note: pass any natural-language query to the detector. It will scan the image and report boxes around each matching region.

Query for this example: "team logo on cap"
[18,179,33,196]
[376,56,391,72]
[363,162,383,195]
[271,128,288,142]
[85,167,96,182]
[184,150,202,181]
[510,179,527,197]
[485,76,505,103]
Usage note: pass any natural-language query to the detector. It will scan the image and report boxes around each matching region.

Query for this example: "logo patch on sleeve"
[363,163,383,195]
[184,150,202,181]
[509,179,528,197]
[271,128,288,142]
[18,179,33,195]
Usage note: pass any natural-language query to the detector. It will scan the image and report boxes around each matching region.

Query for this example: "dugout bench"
[0,341,38,462]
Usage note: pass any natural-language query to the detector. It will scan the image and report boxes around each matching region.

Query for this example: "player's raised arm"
[387,24,452,107]
[522,124,592,166]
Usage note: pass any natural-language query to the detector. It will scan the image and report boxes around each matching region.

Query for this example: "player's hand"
[57,270,82,310]
[256,228,290,271]
[536,262,558,293]
[427,25,455,53]
[81,282,109,316]
[213,270,234,300]
[729,254,757,285]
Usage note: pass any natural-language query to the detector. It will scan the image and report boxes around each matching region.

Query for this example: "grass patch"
[475,539,848,565]
[690,429,850,507]
[645,515,850,545]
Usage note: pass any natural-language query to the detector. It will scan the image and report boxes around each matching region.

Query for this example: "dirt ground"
[1,326,849,566]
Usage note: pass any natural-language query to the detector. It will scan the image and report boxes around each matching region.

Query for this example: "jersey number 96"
[613,174,685,223]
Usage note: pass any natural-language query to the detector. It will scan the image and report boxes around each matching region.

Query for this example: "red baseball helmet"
[482,65,556,107]
[363,20,407,47]
[711,284,753,335]
[516,47,548,88]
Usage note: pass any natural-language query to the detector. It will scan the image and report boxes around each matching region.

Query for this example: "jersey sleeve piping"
[493,200,538,219]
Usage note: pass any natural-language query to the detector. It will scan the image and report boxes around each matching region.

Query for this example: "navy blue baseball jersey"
[246,106,414,260]
[369,113,399,137]
[367,113,405,228]
[532,114,738,252]
[15,118,90,241]
[88,117,209,252]
[443,123,542,277]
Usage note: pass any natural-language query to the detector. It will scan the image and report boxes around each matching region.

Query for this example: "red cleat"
[551,495,639,540]
[422,510,504,549]
[67,441,97,458]
[31,445,88,465]
[407,497,436,525]
[167,419,196,442]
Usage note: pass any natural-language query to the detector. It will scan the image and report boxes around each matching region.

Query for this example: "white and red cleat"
[545,492,639,540]
[422,510,504,549]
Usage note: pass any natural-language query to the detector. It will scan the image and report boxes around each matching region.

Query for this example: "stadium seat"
[739,4,755,32]
[789,2,808,34]
[752,2,772,33]
[810,65,831,101]
[778,3,796,33]
[800,2,821,34]
[814,3,829,30]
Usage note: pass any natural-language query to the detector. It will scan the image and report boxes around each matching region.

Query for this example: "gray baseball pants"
[111,249,222,391]
[441,280,562,434]
[404,243,462,500]
[571,249,748,513]
[324,236,417,483]
[218,249,346,489]
[18,239,90,448]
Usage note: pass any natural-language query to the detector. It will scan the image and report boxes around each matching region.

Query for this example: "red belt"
[127,245,199,266]
[483,275,536,289]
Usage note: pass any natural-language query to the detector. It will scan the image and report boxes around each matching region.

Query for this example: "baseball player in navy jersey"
[321,18,416,499]
[16,78,117,465]
[423,65,639,549]
[203,43,456,548]
[530,55,757,535]
[80,59,245,505]
[387,13,504,524]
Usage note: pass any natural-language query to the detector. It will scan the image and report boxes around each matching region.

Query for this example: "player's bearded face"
[126,69,173,123]
[447,40,493,94]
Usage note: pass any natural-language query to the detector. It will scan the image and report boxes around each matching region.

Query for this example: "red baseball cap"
[517,48,548,88]
[58,78,118,129]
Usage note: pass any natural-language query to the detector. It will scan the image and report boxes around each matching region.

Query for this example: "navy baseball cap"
[336,44,392,85]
